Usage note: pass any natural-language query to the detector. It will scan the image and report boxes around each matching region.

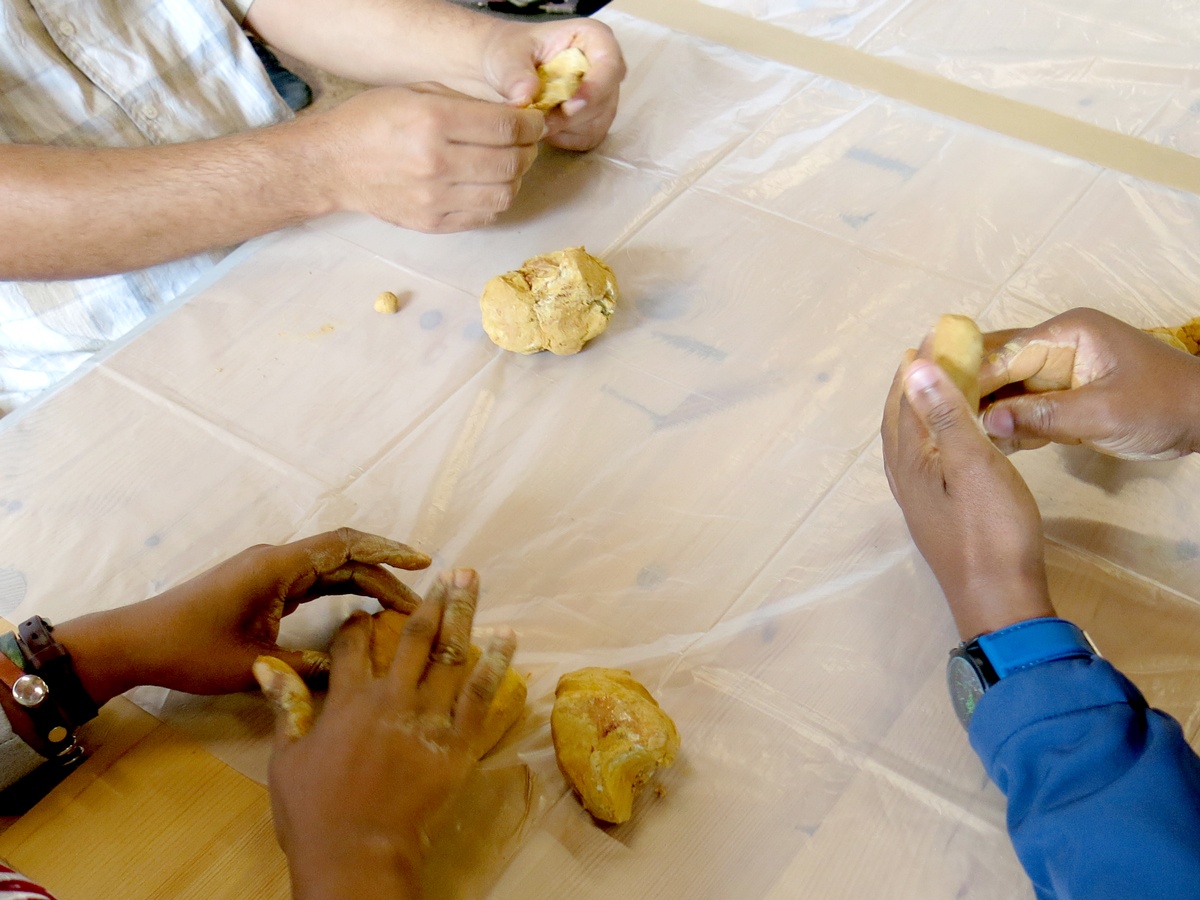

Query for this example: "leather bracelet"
[17,616,99,727]
[0,637,84,765]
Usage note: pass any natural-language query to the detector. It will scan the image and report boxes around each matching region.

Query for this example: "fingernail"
[453,568,477,589]
[983,406,1015,438]
[561,98,586,116]
[905,360,940,396]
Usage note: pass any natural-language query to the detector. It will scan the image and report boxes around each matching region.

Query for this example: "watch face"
[947,653,986,730]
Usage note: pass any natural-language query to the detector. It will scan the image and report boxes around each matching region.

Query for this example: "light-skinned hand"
[482,17,625,152]
[299,84,545,233]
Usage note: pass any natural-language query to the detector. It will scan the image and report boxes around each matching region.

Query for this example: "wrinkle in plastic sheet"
[0,8,1198,900]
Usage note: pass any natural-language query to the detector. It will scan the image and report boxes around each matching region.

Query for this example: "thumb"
[489,53,541,106]
[982,390,1089,449]
[903,359,985,457]
[253,655,315,743]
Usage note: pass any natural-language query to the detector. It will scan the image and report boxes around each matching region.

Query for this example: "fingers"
[455,629,517,740]
[270,648,332,685]
[327,610,375,703]
[289,528,432,577]
[979,337,1080,398]
[880,350,917,494]
[445,142,540,186]
[314,561,423,614]
[253,656,315,743]
[387,580,446,691]
[420,570,479,711]
[982,390,1092,452]
[441,97,546,148]
[902,359,991,466]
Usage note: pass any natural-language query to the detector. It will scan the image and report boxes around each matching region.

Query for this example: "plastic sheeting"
[1,5,1200,898]
[695,0,1200,148]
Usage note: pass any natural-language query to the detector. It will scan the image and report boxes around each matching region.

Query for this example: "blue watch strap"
[974,617,1095,679]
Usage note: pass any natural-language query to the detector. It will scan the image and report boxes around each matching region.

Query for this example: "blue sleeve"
[969,656,1200,900]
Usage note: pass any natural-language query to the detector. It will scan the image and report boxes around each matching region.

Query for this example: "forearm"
[53,608,145,708]
[289,854,422,900]
[0,121,335,281]
[943,569,1056,641]
[246,0,503,94]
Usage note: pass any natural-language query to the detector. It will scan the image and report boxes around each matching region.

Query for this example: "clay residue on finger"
[528,47,589,111]
[306,528,432,575]
[253,656,315,741]
[369,611,526,759]
[299,649,331,682]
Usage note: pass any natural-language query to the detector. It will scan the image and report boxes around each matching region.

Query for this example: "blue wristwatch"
[947,617,1098,729]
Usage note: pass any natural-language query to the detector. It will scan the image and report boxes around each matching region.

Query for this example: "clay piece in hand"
[529,47,589,111]
[551,667,680,824]
[931,313,983,412]
[1145,317,1200,354]
[253,610,526,758]
[480,246,618,355]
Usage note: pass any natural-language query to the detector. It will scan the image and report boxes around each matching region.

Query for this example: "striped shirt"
[0,0,293,414]
[0,864,55,900]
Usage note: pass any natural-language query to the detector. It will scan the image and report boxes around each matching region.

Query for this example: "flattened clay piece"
[529,47,589,111]
[931,313,984,412]
[480,246,618,355]
[371,610,527,758]
[551,667,680,824]
[253,656,314,741]
[1146,316,1200,354]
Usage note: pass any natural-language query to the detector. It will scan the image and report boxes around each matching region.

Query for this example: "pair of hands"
[882,308,1200,639]
[57,527,514,899]
[306,17,624,233]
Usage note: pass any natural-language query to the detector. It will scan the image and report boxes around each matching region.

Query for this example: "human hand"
[264,569,517,900]
[481,18,625,151]
[882,348,1055,640]
[303,84,545,233]
[56,528,430,706]
[979,307,1200,459]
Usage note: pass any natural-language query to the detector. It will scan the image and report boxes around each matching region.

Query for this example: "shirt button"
[140,104,159,121]
[57,19,75,37]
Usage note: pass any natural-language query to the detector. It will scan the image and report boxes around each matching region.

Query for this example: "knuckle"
[496,152,521,181]
[467,666,503,704]
[925,398,963,436]
[411,147,444,180]
[489,184,516,213]
[1023,398,1056,435]
[493,114,521,145]
[402,615,438,641]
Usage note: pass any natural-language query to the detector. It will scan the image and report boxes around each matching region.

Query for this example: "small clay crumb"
[655,785,668,799]
[375,291,401,314]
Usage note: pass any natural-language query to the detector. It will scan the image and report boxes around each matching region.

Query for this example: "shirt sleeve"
[0,862,58,899]
[969,655,1200,900]
[0,715,44,793]
[218,0,256,25]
